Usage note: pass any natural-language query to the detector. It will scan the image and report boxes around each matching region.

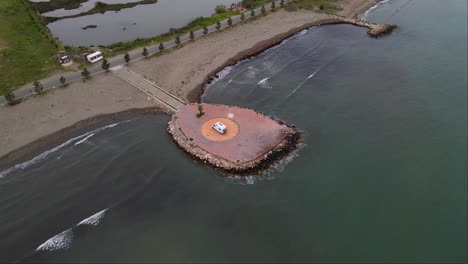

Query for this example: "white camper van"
[212,122,227,134]
[86,51,103,63]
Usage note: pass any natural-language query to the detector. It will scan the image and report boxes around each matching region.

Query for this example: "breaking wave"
[0,121,128,179]
[36,229,74,252]
[74,133,95,146]
[78,209,108,226]
[257,77,273,89]
[361,0,390,20]
[35,208,108,252]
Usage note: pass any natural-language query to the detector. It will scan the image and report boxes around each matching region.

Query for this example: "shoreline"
[188,16,395,103]
[0,0,381,172]
[0,107,164,171]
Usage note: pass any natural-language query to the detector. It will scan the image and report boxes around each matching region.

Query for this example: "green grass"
[241,0,271,9]
[0,0,61,94]
[30,0,87,13]
[285,0,340,12]
[187,11,240,28]
[97,11,240,58]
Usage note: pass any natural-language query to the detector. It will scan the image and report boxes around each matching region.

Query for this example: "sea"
[0,0,466,262]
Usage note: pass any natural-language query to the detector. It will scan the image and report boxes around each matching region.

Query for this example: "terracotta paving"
[176,104,289,163]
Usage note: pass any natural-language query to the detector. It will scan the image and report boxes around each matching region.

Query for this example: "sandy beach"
[0,0,375,167]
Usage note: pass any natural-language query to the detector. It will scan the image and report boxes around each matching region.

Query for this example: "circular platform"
[201,118,239,141]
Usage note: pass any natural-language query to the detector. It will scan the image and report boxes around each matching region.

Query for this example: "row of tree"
[2,0,286,106]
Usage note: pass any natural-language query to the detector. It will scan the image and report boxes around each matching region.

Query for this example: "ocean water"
[0,0,466,262]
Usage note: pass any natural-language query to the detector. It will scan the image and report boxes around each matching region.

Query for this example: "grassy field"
[286,0,340,11]
[99,11,240,57]
[0,0,61,94]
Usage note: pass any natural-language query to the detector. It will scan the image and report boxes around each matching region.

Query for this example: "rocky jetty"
[167,104,301,176]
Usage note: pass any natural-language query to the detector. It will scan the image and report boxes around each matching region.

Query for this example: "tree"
[261,5,266,15]
[216,21,221,31]
[33,81,44,95]
[124,53,130,64]
[101,59,110,71]
[81,67,90,80]
[2,86,16,106]
[271,1,276,10]
[240,13,245,21]
[250,9,255,17]
[142,47,148,58]
[227,17,233,26]
[280,0,284,7]
[59,76,67,87]
[189,30,195,41]
[214,5,226,14]
[203,26,208,35]
[175,36,181,46]
[159,42,165,51]
[196,104,205,118]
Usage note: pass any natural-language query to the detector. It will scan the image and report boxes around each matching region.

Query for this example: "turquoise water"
[0,0,466,262]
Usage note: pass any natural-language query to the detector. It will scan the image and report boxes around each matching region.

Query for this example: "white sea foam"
[74,133,95,146]
[361,0,390,20]
[0,121,127,179]
[287,70,318,98]
[78,208,108,226]
[257,77,273,89]
[227,143,304,185]
[36,229,74,252]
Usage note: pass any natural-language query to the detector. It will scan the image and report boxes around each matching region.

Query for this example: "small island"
[168,104,301,175]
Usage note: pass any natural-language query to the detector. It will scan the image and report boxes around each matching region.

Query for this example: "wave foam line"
[287,70,318,98]
[35,208,108,252]
[74,133,95,146]
[0,121,128,179]
[36,229,73,252]
[78,208,108,226]
[361,0,390,20]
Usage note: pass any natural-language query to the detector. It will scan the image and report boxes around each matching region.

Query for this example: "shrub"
[189,30,195,40]
[59,76,68,87]
[33,81,44,95]
[261,5,266,15]
[101,59,110,71]
[240,13,245,21]
[203,26,208,35]
[175,36,181,45]
[124,53,130,64]
[159,42,165,51]
[227,17,233,26]
[142,47,148,57]
[320,4,325,10]
[250,9,255,17]
[81,67,90,80]
[214,5,227,14]
[216,21,221,31]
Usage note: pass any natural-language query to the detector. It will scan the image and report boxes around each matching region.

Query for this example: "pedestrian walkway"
[112,66,186,112]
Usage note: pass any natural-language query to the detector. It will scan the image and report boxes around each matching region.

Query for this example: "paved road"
[0,0,285,104]
[113,66,186,112]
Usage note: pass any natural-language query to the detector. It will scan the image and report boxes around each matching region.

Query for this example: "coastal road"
[0,0,284,105]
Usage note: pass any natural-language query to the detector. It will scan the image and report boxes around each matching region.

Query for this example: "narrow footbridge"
[112,66,186,112]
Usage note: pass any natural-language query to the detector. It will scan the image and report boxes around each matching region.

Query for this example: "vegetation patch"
[29,0,88,14]
[81,24,97,30]
[285,0,340,12]
[0,0,61,94]
[42,0,159,24]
